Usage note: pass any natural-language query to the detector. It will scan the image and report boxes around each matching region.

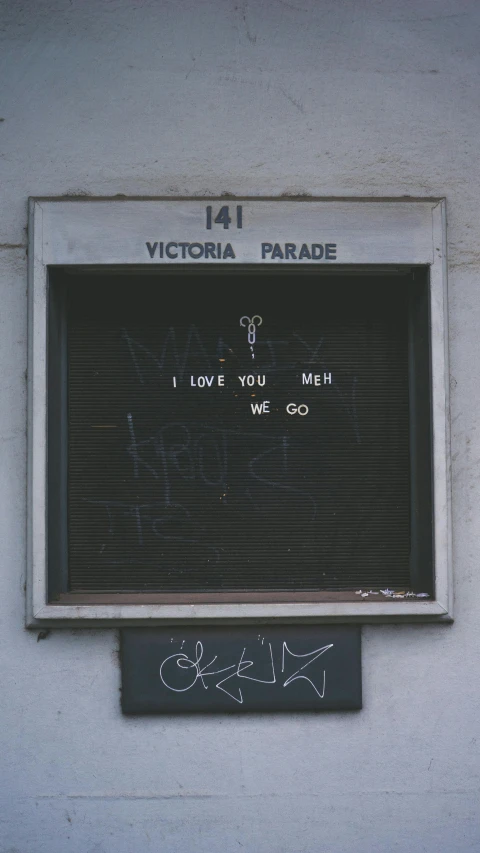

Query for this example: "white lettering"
[251,401,270,415]
[303,373,330,387]
[240,374,265,386]
[191,375,215,388]
[173,376,176,388]
[286,403,309,415]
[218,375,224,386]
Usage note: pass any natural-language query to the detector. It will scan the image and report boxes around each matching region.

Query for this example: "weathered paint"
[1,1,480,851]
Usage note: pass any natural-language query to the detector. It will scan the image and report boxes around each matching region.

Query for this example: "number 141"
[206,205,243,230]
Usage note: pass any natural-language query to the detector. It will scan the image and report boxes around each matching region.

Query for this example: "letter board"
[56,268,431,599]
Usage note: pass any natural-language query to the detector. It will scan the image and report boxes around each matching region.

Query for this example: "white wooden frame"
[27,197,451,625]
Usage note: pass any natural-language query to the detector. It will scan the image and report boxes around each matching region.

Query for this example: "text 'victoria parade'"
[145,241,338,260]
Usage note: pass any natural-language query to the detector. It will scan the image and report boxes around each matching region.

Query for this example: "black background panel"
[121,625,362,713]
[61,271,417,594]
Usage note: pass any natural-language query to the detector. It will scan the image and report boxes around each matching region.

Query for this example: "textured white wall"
[1,1,480,851]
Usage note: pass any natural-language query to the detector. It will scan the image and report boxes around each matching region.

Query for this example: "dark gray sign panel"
[62,275,424,598]
[121,626,361,713]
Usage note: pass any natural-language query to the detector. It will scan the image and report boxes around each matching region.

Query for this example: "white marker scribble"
[281,642,334,699]
[159,641,237,693]
[158,640,334,704]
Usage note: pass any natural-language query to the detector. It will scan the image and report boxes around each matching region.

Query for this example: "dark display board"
[121,625,362,713]
[64,272,412,595]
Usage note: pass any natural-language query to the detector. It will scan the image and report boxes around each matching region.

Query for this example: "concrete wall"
[1,1,479,850]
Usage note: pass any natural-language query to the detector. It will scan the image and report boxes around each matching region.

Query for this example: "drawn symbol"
[281,642,333,699]
[240,315,263,359]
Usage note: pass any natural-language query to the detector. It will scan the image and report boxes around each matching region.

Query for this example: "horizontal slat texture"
[67,274,411,593]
